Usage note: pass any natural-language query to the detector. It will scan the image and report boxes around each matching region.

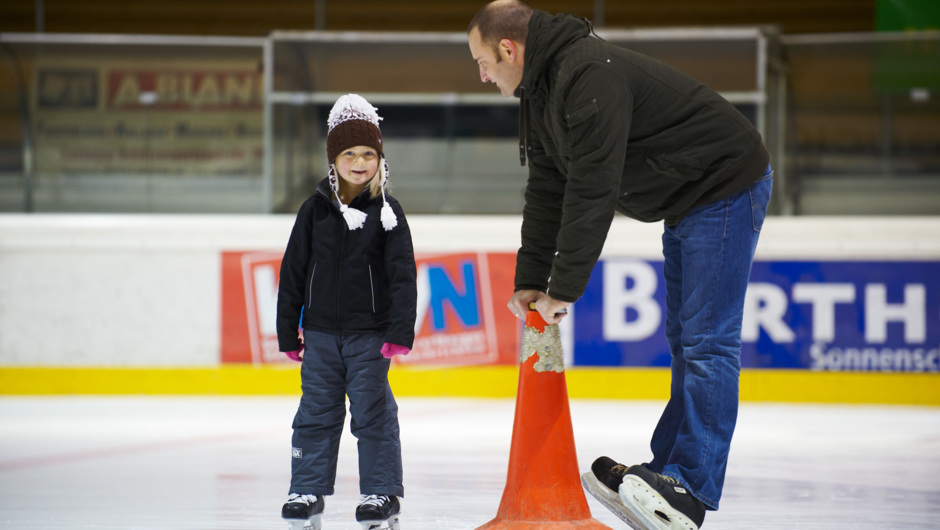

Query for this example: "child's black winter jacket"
[276,178,417,352]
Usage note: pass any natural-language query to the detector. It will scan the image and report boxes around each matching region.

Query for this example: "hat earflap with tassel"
[378,158,397,231]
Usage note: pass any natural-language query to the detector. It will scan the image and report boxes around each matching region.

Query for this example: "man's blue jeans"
[648,169,773,510]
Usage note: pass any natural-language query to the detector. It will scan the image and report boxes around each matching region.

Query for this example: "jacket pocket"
[566,99,600,158]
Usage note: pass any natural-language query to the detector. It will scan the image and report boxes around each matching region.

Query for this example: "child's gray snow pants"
[289,329,403,497]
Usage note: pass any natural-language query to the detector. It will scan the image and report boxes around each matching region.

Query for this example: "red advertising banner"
[220,251,283,364]
[105,69,263,111]
[220,251,520,365]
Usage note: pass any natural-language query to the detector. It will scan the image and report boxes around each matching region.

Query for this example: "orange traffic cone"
[477,306,611,529]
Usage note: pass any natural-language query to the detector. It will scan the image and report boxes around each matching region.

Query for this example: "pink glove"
[284,328,305,362]
[381,343,410,359]
[284,344,304,362]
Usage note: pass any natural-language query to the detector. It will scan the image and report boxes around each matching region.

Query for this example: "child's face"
[334,145,379,194]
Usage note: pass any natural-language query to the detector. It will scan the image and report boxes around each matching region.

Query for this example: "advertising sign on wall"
[222,250,939,372]
[220,251,520,365]
[575,259,940,372]
[34,63,263,176]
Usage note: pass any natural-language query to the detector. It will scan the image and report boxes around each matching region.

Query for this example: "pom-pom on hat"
[327,94,384,163]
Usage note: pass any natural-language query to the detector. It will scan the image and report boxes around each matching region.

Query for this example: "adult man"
[468,1,773,529]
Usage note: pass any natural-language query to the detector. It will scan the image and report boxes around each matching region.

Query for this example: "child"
[276,93,417,530]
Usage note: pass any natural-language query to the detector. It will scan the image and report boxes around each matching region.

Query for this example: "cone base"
[476,517,612,529]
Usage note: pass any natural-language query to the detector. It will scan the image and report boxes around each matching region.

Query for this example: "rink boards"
[1,215,938,404]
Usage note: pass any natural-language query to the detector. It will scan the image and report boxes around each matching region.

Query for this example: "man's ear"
[499,38,519,62]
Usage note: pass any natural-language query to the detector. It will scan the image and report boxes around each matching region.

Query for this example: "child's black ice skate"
[618,465,706,530]
[581,456,647,529]
[281,493,324,530]
[355,494,401,530]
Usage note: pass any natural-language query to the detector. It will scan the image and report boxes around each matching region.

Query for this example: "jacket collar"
[316,177,370,208]
[514,11,592,166]
[516,10,593,99]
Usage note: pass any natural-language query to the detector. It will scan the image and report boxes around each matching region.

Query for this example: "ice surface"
[1,396,938,529]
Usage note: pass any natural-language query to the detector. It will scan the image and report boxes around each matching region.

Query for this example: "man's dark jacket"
[276,178,417,352]
[515,10,770,303]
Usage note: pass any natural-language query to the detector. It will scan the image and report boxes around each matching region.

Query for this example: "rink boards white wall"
[1,214,938,404]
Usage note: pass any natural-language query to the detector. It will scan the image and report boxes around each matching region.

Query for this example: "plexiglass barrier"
[1,29,937,215]
[782,32,940,214]
[266,28,778,214]
[0,34,266,212]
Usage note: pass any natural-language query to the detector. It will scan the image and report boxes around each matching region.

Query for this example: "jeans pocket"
[748,173,773,232]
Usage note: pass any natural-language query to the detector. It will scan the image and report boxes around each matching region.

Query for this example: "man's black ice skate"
[356,494,401,530]
[581,456,647,529]
[281,493,324,530]
[618,465,706,530]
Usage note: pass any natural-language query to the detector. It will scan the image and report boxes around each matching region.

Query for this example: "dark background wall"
[1,0,875,35]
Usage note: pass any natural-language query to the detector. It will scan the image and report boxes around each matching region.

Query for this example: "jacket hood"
[517,10,593,96]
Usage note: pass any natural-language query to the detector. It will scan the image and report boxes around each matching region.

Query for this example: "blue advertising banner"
[574,259,940,371]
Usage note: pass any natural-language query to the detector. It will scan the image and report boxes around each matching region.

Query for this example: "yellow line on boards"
[0,366,936,405]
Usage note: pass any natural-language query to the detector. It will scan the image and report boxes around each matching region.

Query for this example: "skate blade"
[580,471,647,530]
[284,513,322,530]
[360,514,400,530]
[619,475,698,530]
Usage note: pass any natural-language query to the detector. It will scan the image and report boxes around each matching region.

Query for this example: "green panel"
[876,0,940,90]
[877,0,940,31]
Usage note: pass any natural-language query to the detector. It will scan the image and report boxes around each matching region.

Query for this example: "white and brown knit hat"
[326,94,397,231]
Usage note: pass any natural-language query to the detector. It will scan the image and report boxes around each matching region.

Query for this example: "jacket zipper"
[336,223,345,334]
[306,263,317,309]
[368,265,376,313]
[517,85,529,166]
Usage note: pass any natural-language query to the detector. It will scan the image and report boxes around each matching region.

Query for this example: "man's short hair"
[468,0,533,52]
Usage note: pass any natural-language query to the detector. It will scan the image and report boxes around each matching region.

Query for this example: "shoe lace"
[657,473,682,486]
[358,494,389,507]
[662,474,682,486]
[287,493,318,505]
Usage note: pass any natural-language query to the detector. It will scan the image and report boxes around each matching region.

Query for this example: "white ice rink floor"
[1,396,938,530]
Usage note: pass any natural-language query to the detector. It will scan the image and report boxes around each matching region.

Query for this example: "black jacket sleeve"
[276,200,313,352]
[516,119,565,294]
[382,201,417,349]
[517,62,633,302]
[549,62,633,302]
